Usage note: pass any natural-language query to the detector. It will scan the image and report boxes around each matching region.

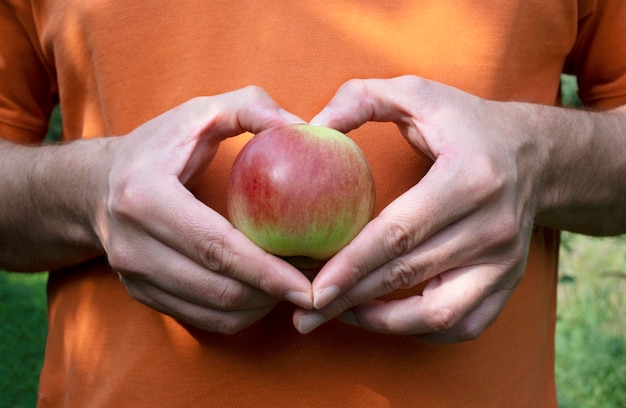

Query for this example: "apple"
[227,124,375,268]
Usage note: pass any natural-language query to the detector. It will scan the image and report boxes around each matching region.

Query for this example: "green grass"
[0,272,47,408]
[556,233,626,408]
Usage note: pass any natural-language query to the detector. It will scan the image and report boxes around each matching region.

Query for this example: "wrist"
[0,138,111,270]
[530,105,626,235]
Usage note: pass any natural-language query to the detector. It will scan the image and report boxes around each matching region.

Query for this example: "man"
[1,0,625,406]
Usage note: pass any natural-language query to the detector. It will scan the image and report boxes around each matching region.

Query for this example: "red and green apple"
[227,124,375,268]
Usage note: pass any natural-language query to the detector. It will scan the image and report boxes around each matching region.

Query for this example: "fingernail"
[309,107,333,126]
[279,108,306,124]
[338,309,359,327]
[286,291,313,309]
[313,285,340,309]
[297,312,326,334]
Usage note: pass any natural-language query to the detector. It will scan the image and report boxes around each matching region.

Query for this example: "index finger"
[141,182,315,309]
[134,86,305,183]
[311,164,473,309]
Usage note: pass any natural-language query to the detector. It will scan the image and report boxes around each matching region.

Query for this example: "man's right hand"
[98,87,314,333]
[1,87,313,334]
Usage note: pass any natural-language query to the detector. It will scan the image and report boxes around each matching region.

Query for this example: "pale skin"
[295,76,626,343]
[1,77,625,341]
[0,87,313,334]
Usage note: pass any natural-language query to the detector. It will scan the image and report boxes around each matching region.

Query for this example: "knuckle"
[181,95,205,109]
[212,281,248,310]
[240,85,268,101]
[340,78,369,97]
[340,263,373,290]
[423,305,458,333]
[397,75,427,92]
[479,212,523,255]
[463,156,506,206]
[105,239,140,276]
[201,233,232,272]
[383,220,414,259]
[492,213,520,246]
[107,176,151,223]
[384,261,420,291]
[330,295,359,316]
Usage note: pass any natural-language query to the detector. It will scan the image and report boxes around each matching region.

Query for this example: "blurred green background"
[1,76,624,407]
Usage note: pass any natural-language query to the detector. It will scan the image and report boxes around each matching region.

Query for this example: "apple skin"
[227,124,375,265]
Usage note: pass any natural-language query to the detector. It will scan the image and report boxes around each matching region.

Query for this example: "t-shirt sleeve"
[0,0,58,143]
[564,0,626,110]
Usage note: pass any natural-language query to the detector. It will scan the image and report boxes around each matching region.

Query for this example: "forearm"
[532,104,626,236]
[0,138,108,271]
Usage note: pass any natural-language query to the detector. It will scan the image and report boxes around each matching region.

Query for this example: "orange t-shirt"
[1,1,625,407]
